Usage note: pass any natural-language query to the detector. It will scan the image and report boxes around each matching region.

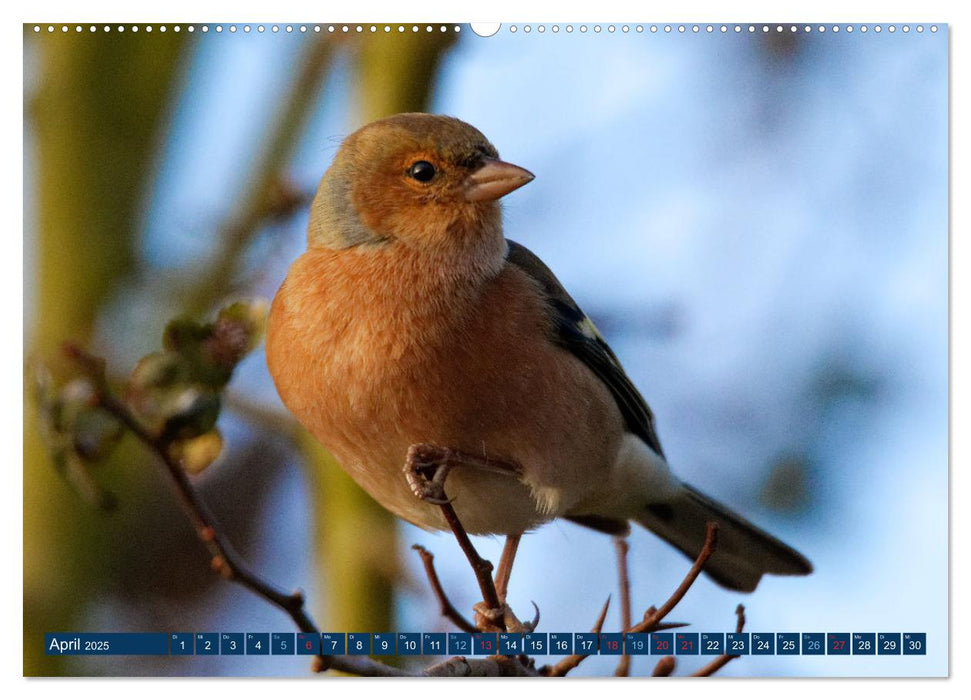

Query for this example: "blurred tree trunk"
[306,29,456,650]
[24,29,187,675]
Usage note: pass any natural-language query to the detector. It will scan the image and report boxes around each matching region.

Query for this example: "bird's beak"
[464,158,535,202]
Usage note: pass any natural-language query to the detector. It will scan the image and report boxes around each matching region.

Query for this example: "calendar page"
[22,17,948,680]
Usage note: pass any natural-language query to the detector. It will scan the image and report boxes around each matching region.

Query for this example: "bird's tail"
[634,483,813,592]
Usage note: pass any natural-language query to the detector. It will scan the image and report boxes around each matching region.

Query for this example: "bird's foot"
[473,600,539,634]
[404,444,455,505]
[473,602,513,633]
[403,443,526,627]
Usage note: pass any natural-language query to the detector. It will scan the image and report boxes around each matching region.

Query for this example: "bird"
[266,112,812,593]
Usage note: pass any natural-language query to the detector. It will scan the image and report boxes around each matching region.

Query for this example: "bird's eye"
[407,161,436,183]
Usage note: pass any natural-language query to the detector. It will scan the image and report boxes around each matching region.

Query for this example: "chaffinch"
[266,113,811,592]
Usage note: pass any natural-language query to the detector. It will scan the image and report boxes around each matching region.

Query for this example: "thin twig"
[412,544,477,633]
[648,621,691,632]
[614,536,632,677]
[327,655,412,677]
[544,596,611,677]
[439,501,503,619]
[329,653,539,677]
[63,344,331,671]
[422,655,540,677]
[630,522,719,634]
[693,604,746,677]
[652,656,676,677]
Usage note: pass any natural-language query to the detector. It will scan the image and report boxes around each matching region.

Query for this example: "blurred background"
[22,23,947,677]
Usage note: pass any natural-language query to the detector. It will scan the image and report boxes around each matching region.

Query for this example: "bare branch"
[652,656,676,677]
[442,506,502,623]
[544,595,611,677]
[650,621,692,631]
[412,544,477,633]
[423,655,540,677]
[692,604,747,677]
[630,521,719,634]
[326,655,412,677]
[63,343,331,671]
[327,652,540,677]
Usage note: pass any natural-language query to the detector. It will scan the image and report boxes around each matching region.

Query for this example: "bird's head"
[308,113,534,252]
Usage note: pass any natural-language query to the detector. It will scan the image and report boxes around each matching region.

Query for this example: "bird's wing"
[505,240,665,458]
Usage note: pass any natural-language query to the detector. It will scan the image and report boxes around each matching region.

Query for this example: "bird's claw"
[473,601,508,632]
[404,444,456,504]
[473,600,534,634]
[525,601,541,632]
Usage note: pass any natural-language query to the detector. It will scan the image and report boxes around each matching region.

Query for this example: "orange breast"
[266,244,624,534]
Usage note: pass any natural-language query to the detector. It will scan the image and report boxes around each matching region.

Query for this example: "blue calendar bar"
[473,633,497,656]
[45,633,168,655]
[903,633,926,655]
[701,633,724,655]
[448,632,472,655]
[319,633,342,654]
[272,633,295,655]
[751,633,774,655]
[676,633,699,655]
[600,633,624,655]
[246,633,269,655]
[43,631,928,656]
[221,633,244,655]
[372,633,396,656]
[625,633,650,655]
[777,633,799,655]
[802,633,825,655]
[347,633,371,655]
[651,632,673,655]
[423,633,446,655]
[398,633,422,655]
[574,632,599,654]
[727,632,750,655]
[196,633,219,655]
[524,632,548,655]
[549,633,573,655]
[853,633,875,655]
[170,633,193,655]
[828,633,850,655]
[298,632,322,655]
[878,633,901,655]
[499,632,522,655]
